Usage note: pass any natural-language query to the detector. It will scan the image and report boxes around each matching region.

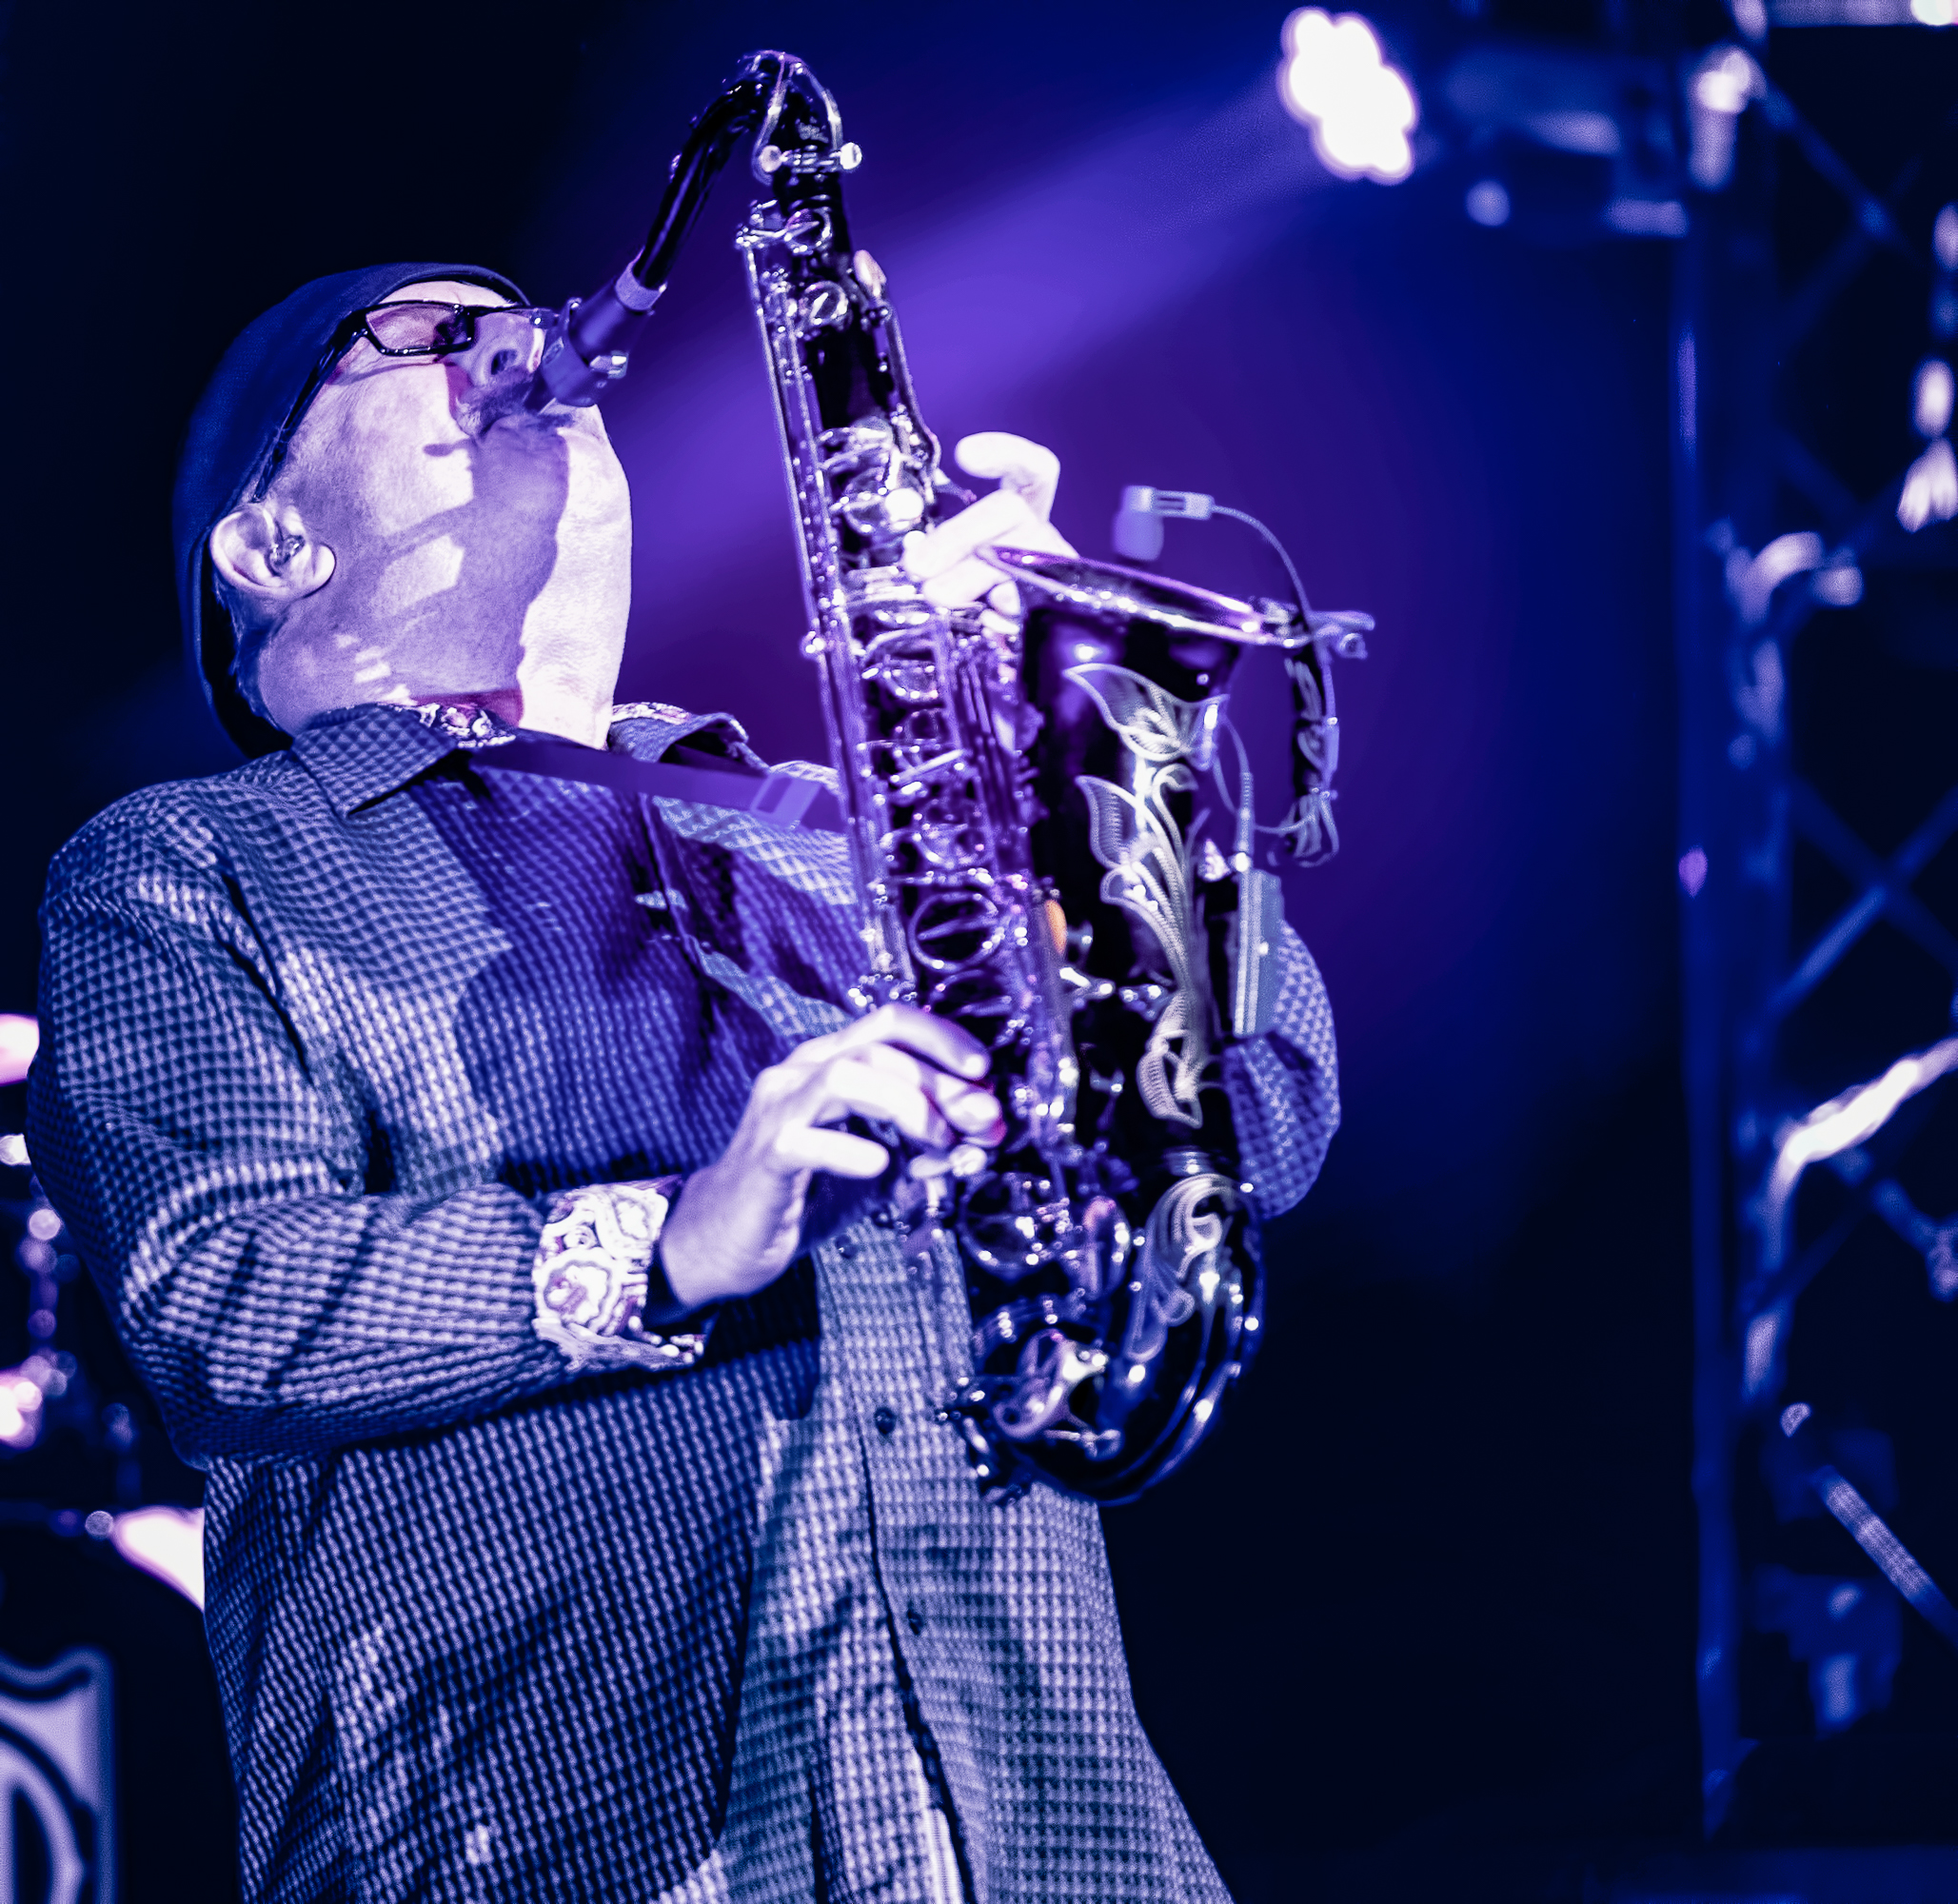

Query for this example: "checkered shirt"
[28,701,1339,1903]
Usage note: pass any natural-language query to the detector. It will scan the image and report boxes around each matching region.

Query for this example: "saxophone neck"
[524,51,858,414]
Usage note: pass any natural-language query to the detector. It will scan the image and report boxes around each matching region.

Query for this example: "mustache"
[455,372,577,439]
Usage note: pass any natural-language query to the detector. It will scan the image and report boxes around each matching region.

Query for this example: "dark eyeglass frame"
[336,300,555,359]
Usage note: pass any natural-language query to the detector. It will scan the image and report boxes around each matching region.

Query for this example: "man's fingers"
[791,1002,990,1081]
[991,514,1077,558]
[774,1125,891,1180]
[918,517,1078,611]
[954,432,1060,522]
[856,1042,1003,1136]
[912,513,1080,610]
[801,1055,1002,1151]
[799,1056,952,1149]
[902,490,1036,584]
[901,466,1081,610]
[920,558,1015,612]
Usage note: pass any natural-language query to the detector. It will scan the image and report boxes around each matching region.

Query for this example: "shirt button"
[873,1405,897,1437]
[836,1240,856,1260]
[905,1605,926,1636]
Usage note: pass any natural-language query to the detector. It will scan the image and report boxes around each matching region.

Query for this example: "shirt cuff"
[532,1176,710,1374]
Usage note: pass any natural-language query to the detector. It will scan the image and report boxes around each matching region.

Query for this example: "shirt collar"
[608,701,764,770]
[290,701,759,818]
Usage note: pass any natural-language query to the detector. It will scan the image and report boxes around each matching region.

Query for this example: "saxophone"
[532,52,1356,1501]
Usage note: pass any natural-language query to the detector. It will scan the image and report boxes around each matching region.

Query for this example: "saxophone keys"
[853,248,887,298]
[799,283,852,332]
[781,207,832,256]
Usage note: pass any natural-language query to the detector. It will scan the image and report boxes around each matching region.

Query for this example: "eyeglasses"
[256,298,559,500]
[340,300,556,360]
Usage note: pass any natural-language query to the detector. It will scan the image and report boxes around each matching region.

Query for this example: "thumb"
[954,432,1060,524]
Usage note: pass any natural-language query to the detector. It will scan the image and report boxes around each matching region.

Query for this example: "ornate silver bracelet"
[532,1176,708,1374]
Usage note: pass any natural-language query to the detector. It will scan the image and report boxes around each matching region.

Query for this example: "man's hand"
[903,432,1077,618]
[657,1004,1004,1308]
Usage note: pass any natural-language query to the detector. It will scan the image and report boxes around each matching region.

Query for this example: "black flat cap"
[173,262,526,757]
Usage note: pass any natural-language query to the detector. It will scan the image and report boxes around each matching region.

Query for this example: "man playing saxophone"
[28,250,1337,1900]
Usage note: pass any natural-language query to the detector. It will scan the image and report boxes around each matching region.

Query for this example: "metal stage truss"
[1675,25,1958,1839]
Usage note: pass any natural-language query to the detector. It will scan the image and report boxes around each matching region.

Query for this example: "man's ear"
[208,501,335,605]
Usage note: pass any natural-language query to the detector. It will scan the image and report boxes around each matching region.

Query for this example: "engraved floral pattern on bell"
[1117,1171,1235,1367]
[1065,663,1227,1128]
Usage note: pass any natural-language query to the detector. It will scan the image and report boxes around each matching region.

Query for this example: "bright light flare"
[1465,179,1511,228]
[109,1506,206,1610]
[1914,358,1954,438]
[1278,10,1418,185]
[1936,204,1958,271]
[1899,436,1958,532]
[1729,530,1822,627]
[1762,1036,1958,1270]
[1687,45,1764,191]
[0,1380,40,1450]
[0,1015,38,1087]
[1692,47,1762,115]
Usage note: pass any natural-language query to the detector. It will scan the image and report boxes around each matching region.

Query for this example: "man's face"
[252,279,634,731]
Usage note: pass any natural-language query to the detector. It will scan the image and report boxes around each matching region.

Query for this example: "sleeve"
[25,808,699,1465]
[1220,919,1340,1220]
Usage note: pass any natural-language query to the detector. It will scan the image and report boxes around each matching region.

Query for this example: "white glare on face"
[1277,9,1418,186]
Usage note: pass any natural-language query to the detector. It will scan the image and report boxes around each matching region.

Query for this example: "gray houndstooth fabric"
[29,701,1338,1903]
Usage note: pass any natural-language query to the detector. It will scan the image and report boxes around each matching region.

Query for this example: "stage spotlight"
[1277,9,1418,185]
[1465,179,1511,227]
[1910,0,1955,24]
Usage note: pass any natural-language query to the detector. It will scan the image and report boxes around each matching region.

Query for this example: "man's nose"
[446,312,547,393]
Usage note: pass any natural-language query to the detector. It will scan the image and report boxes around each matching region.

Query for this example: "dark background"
[4,0,1929,1896]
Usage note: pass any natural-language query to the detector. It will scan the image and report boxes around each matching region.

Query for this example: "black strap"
[478,734,844,834]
